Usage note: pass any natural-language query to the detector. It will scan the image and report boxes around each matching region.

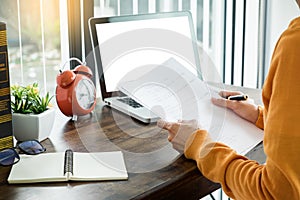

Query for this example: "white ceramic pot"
[12,108,55,142]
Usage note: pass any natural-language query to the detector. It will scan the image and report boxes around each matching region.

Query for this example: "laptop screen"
[89,11,201,99]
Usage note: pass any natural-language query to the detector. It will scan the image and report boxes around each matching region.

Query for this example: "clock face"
[75,79,96,110]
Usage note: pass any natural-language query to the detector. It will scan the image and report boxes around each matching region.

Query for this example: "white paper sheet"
[118,58,263,155]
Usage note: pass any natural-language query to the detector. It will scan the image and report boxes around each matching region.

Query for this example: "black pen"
[227,94,248,101]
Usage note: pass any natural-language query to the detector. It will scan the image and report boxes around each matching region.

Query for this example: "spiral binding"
[64,149,74,175]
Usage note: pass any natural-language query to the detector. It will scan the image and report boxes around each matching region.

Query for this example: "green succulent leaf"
[10,83,53,114]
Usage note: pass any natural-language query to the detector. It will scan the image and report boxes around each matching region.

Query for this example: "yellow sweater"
[184,16,300,199]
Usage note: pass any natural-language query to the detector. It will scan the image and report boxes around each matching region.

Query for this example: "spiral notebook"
[7,150,128,184]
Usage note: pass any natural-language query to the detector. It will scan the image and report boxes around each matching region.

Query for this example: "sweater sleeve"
[184,130,293,199]
[184,131,270,199]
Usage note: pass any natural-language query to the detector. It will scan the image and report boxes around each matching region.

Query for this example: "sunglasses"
[0,140,46,166]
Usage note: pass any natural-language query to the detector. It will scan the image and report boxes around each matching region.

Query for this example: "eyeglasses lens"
[0,148,20,166]
[18,140,46,155]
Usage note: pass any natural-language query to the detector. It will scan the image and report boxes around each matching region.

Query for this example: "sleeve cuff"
[184,129,209,160]
[255,105,264,130]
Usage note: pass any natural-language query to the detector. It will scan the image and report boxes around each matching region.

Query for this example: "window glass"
[0,0,61,95]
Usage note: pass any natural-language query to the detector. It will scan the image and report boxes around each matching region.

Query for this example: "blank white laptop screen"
[94,13,200,93]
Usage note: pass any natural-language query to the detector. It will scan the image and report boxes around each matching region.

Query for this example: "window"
[0,0,61,95]
[223,0,267,88]
[0,0,268,102]
[91,0,267,88]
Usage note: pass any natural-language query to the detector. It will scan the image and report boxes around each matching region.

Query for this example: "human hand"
[157,119,200,153]
[211,90,259,124]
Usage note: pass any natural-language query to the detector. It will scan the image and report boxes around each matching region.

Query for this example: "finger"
[158,120,180,133]
[211,97,236,109]
[157,119,165,128]
[219,90,243,98]
[177,119,197,124]
[211,97,227,107]
[168,133,175,142]
[157,119,170,129]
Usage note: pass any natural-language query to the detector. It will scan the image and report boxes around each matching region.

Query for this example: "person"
[157,1,300,199]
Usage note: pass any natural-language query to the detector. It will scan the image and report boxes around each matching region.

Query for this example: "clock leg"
[72,115,78,121]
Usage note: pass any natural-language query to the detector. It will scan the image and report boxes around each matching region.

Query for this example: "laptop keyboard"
[117,97,143,108]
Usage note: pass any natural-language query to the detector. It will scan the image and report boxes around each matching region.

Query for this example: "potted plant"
[10,83,55,141]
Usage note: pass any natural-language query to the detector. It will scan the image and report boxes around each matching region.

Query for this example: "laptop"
[88,11,201,123]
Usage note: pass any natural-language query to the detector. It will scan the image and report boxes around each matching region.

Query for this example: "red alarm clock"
[56,58,96,118]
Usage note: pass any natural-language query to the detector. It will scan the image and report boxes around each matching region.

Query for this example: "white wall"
[265,0,299,70]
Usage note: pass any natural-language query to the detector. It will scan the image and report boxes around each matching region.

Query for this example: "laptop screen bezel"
[88,11,201,100]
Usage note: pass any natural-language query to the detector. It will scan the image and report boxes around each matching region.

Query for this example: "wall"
[265,0,299,72]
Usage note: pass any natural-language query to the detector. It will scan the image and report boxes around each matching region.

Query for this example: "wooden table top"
[0,84,265,200]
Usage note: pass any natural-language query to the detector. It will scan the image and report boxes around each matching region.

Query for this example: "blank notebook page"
[71,151,128,181]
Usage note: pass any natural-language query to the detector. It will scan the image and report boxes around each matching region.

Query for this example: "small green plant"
[11,83,53,114]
